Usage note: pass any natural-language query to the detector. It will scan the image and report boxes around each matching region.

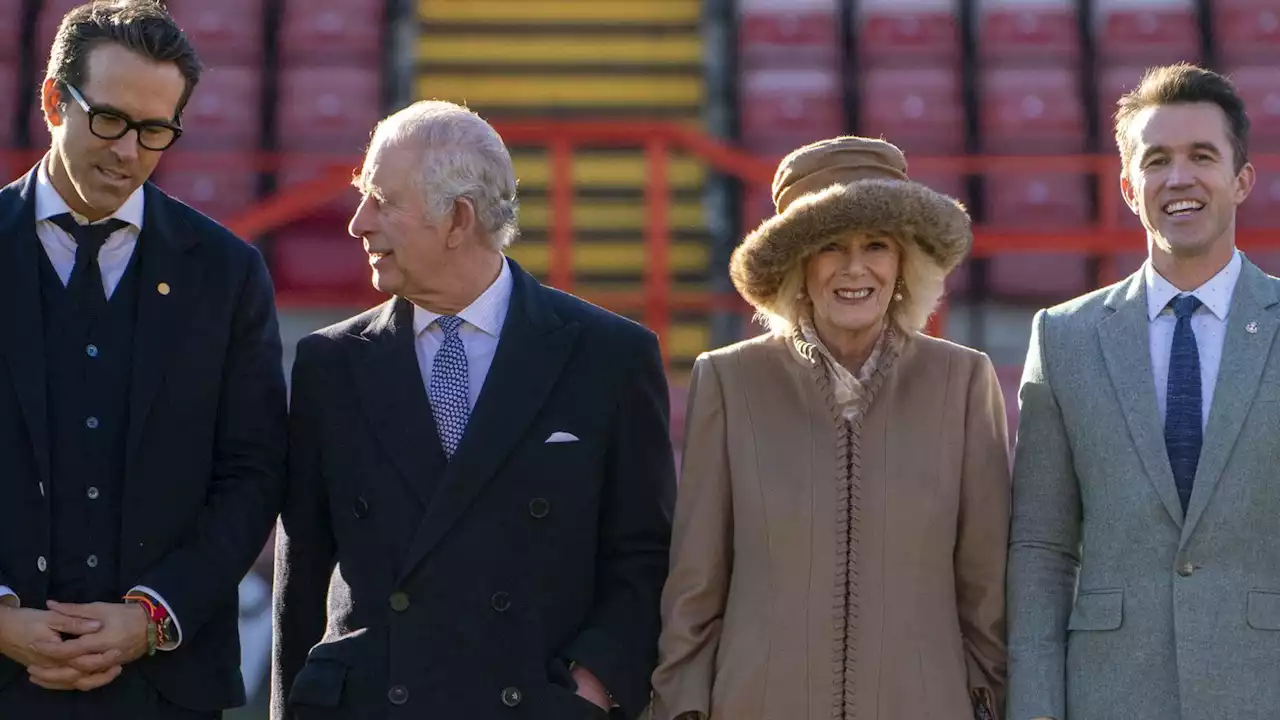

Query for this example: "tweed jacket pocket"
[1246,590,1280,630]
[1067,589,1123,631]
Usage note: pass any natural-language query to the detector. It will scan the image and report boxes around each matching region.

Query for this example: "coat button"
[389,592,410,612]
[86,555,98,568]
[1178,562,1195,577]
[353,497,369,519]
[491,592,511,612]
[37,556,47,572]
[85,344,99,358]
[500,686,522,707]
[529,498,550,519]
[85,417,99,429]
[87,486,99,500]
[387,685,408,705]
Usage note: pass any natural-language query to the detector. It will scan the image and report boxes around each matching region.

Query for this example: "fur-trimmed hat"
[730,136,972,325]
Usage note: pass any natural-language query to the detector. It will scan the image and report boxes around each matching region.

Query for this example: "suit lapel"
[398,262,579,582]
[348,298,440,509]
[1181,259,1280,539]
[125,184,205,470]
[1098,272,1186,526]
[0,168,51,491]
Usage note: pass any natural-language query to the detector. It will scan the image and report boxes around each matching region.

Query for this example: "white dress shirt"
[34,158,144,298]
[1146,250,1242,431]
[0,162,183,650]
[413,257,513,412]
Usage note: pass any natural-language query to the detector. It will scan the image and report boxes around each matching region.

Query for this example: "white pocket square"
[544,431,579,444]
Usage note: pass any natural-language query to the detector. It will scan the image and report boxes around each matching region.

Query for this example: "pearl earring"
[893,280,904,302]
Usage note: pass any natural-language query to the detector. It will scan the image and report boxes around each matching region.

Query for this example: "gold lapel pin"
[157,282,171,296]
[1246,321,1259,334]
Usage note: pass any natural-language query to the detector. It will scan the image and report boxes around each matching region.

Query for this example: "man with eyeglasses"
[0,2,287,719]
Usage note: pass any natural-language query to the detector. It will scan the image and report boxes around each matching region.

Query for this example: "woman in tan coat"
[649,137,1010,720]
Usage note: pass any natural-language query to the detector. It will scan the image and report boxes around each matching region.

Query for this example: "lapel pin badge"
[157,282,171,296]
[1246,321,1259,334]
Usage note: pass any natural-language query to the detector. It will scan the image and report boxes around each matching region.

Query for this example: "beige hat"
[730,136,972,316]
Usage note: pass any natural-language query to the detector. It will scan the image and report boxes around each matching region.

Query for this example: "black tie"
[48,213,129,317]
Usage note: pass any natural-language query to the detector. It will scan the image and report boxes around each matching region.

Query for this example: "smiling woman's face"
[804,232,901,343]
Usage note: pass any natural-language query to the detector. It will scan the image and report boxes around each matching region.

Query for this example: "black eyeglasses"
[64,84,184,152]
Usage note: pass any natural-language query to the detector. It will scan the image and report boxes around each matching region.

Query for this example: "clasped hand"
[0,600,150,691]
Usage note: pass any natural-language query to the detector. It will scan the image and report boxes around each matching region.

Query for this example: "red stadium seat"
[277,67,382,152]
[1214,0,1280,64]
[1096,64,1150,149]
[858,0,962,66]
[152,151,259,222]
[276,153,364,220]
[270,219,371,296]
[859,66,965,155]
[1225,65,1280,151]
[737,0,840,70]
[985,172,1093,299]
[1092,0,1201,65]
[0,0,24,62]
[280,0,385,67]
[975,0,1080,63]
[166,0,265,65]
[739,69,844,154]
[1239,166,1280,230]
[179,66,262,150]
[35,0,84,63]
[980,67,1086,153]
[29,89,51,151]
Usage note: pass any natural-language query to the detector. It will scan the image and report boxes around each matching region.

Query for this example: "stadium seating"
[276,153,364,219]
[176,66,263,150]
[857,0,962,66]
[859,66,966,155]
[0,0,24,62]
[980,67,1087,153]
[737,0,840,70]
[1214,0,1280,65]
[1225,65,1280,151]
[973,0,1080,63]
[166,0,265,65]
[739,68,843,154]
[280,0,385,67]
[270,218,371,297]
[152,151,258,223]
[1092,0,1201,64]
[276,67,382,152]
[1240,166,1280,229]
[35,0,83,59]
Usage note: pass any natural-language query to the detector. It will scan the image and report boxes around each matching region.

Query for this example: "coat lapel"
[125,184,205,469]
[1098,272,1186,526]
[0,168,51,491]
[398,261,579,582]
[348,298,440,509]
[1181,259,1280,540]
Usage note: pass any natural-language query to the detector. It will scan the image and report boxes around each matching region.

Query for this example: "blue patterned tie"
[428,315,470,458]
[1164,295,1203,513]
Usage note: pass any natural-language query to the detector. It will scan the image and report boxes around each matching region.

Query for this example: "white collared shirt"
[0,162,182,650]
[1145,250,1242,430]
[412,257,514,411]
[35,158,144,297]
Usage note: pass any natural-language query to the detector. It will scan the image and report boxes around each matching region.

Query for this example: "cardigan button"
[500,686,522,707]
[387,685,408,705]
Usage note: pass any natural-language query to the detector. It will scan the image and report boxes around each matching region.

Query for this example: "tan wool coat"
[650,329,1011,720]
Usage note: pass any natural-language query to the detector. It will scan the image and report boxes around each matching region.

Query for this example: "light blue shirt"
[1145,250,1242,431]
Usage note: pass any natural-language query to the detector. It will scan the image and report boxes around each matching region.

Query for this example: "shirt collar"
[35,156,145,230]
[413,256,513,338]
[1145,250,1242,322]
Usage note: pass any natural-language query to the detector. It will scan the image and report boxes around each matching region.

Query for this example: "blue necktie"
[428,315,470,458]
[1164,294,1203,513]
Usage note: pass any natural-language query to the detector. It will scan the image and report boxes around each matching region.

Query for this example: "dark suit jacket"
[272,260,677,720]
[0,167,289,711]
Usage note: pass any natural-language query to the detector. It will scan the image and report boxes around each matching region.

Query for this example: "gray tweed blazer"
[1007,257,1280,720]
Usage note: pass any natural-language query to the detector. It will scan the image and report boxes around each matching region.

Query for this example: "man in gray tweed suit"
[1007,63,1280,720]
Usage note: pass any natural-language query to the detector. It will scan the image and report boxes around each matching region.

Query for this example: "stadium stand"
[415,0,712,368]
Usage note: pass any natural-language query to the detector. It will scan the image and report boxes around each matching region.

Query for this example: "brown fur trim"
[729,179,972,313]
